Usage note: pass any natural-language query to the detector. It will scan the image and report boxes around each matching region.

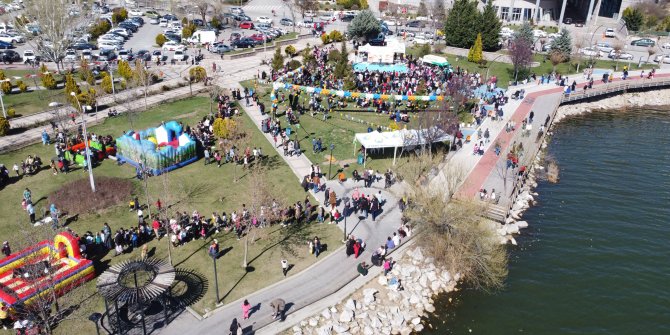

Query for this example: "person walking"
[242,299,251,320]
[27,202,36,224]
[1,242,10,257]
[204,148,211,165]
[313,236,321,258]
[357,261,369,276]
[281,259,289,276]
[270,298,286,320]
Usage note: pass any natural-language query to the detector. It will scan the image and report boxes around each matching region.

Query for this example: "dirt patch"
[49,177,133,215]
[174,111,198,120]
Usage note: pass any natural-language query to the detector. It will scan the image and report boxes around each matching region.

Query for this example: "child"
[242,299,251,320]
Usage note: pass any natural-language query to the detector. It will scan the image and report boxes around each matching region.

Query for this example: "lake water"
[425,109,670,334]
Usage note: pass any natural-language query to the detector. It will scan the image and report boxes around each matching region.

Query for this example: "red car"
[249,34,271,43]
[239,21,254,29]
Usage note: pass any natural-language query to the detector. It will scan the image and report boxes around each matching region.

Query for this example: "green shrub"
[64,74,81,105]
[285,45,297,57]
[117,60,133,81]
[17,80,28,93]
[89,19,111,38]
[287,59,302,70]
[329,30,344,42]
[112,8,128,24]
[100,72,113,94]
[41,72,57,90]
[7,108,16,117]
[156,34,167,47]
[189,66,207,83]
[0,70,5,80]
[0,117,9,136]
[0,81,11,95]
[321,33,331,45]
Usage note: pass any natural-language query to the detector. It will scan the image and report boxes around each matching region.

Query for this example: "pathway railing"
[561,76,670,103]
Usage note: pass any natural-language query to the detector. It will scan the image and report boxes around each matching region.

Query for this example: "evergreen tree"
[550,28,572,59]
[469,33,483,63]
[271,46,285,71]
[514,22,534,46]
[478,2,502,51]
[64,74,81,106]
[621,7,644,31]
[347,9,381,41]
[443,0,479,48]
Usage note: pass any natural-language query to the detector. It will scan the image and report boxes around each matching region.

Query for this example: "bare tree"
[293,0,318,19]
[612,41,624,70]
[283,0,300,33]
[571,38,585,73]
[193,0,209,23]
[509,38,533,82]
[647,46,657,64]
[17,0,93,72]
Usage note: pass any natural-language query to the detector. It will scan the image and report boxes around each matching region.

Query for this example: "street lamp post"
[71,92,96,192]
[212,254,220,303]
[0,80,6,118]
[88,312,102,335]
[342,196,350,242]
[328,144,335,179]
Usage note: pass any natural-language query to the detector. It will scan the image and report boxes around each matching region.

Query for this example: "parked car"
[233,37,257,48]
[129,8,143,16]
[192,19,204,26]
[235,14,251,22]
[23,49,36,63]
[0,33,22,44]
[249,33,270,43]
[163,14,178,21]
[63,49,78,62]
[405,20,423,28]
[0,41,14,49]
[97,50,117,62]
[414,34,433,45]
[230,7,244,15]
[118,49,133,61]
[257,16,272,24]
[151,50,163,62]
[165,33,182,43]
[162,41,185,51]
[0,49,21,63]
[320,13,336,22]
[81,49,93,61]
[304,11,316,18]
[605,28,616,38]
[159,18,168,27]
[398,29,415,38]
[173,49,186,61]
[341,14,355,22]
[280,18,294,26]
[653,54,670,63]
[297,20,313,28]
[662,43,670,49]
[595,42,613,54]
[631,38,655,47]
[145,10,160,18]
[150,17,160,25]
[135,49,151,61]
[579,47,601,57]
[212,44,232,54]
[239,21,254,29]
[614,52,634,60]
[229,32,242,41]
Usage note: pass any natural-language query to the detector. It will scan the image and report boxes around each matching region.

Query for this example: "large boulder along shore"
[290,247,461,335]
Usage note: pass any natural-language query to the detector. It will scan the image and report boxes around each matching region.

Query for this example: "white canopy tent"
[353,128,453,166]
[421,54,450,67]
[357,39,406,63]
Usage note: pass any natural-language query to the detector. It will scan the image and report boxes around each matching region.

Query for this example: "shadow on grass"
[171,268,208,308]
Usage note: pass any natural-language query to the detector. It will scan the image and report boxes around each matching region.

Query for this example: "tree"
[478,1,502,51]
[622,7,644,31]
[443,0,479,48]
[194,0,208,23]
[417,0,428,17]
[549,28,572,60]
[513,21,535,47]
[271,46,285,71]
[79,59,95,86]
[111,7,128,24]
[293,0,318,18]
[647,46,656,63]
[156,34,167,47]
[396,155,508,291]
[64,74,81,106]
[1,81,11,95]
[0,116,9,136]
[549,51,565,72]
[133,59,156,111]
[468,33,483,63]
[509,37,533,83]
[117,60,133,81]
[17,0,93,72]
[41,72,57,90]
[347,9,381,41]
[100,72,113,94]
[188,66,207,96]
[285,45,297,58]
[212,117,238,139]
[432,0,447,28]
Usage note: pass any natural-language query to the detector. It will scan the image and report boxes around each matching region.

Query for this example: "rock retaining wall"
[289,247,460,335]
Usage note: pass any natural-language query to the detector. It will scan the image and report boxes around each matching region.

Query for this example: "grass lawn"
[2,89,65,118]
[0,96,341,333]
[241,80,423,177]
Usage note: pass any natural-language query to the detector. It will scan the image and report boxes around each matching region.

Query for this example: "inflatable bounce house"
[0,232,94,307]
[66,140,116,166]
[115,121,197,175]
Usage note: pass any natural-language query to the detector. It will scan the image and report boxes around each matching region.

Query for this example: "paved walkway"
[455,68,670,203]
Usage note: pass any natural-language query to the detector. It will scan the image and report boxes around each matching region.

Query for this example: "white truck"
[187,30,216,45]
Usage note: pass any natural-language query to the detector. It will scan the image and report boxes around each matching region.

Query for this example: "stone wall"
[289,247,460,335]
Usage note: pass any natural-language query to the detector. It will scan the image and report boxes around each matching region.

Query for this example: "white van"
[187,30,216,44]
[159,18,168,27]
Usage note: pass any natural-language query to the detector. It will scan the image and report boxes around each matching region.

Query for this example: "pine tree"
[549,28,572,60]
[348,9,381,41]
[271,46,285,71]
[514,22,534,46]
[478,2,502,51]
[443,0,479,48]
[473,33,483,63]
[64,74,81,106]
[417,0,428,17]
[621,7,643,31]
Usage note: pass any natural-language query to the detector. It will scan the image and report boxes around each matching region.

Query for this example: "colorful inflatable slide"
[0,232,94,307]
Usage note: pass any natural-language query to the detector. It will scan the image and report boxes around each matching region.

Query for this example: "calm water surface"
[426,109,670,334]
